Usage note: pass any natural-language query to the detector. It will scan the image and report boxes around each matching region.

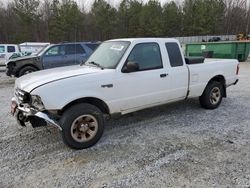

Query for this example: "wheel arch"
[206,75,226,97]
[61,97,110,115]
[7,61,15,65]
[17,64,40,77]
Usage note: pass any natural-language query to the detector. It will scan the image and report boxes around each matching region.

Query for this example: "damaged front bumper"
[11,98,62,131]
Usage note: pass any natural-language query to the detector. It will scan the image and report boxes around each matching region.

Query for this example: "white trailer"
[19,42,50,54]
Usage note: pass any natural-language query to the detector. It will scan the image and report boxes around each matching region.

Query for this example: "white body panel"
[15,38,239,115]
[0,44,20,65]
[188,59,239,97]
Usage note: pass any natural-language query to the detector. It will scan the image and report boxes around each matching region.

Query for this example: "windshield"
[84,41,130,69]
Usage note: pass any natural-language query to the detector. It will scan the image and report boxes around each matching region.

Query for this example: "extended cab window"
[7,46,15,53]
[127,43,162,71]
[165,43,184,67]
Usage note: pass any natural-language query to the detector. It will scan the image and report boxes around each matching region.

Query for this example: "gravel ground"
[0,62,250,188]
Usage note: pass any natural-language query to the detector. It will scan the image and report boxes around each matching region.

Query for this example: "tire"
[60,103,104,150]
[18,66,38,77]
[199,81,223,109]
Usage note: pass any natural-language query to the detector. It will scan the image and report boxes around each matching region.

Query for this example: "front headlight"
[31,95,44,110]
[15,88,30,103]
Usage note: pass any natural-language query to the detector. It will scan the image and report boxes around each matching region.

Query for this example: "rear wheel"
[60,103,104,149]
[18,66,38,77]
[199,81,223,109]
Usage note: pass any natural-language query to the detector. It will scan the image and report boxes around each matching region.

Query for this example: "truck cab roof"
[108,38,179,43]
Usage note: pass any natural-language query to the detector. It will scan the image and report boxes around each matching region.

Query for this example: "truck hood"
[15,65,102,92]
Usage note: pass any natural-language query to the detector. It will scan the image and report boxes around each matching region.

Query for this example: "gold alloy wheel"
[210,87,221,105]
[70,114,98,142]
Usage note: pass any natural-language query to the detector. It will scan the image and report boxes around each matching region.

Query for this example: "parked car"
[6,42,100,77]
[0,44,20,66]
[11,38,239,149]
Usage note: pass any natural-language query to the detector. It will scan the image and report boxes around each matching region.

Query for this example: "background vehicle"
[19,42,50,54]
[6,42,100,77]
[0,44,20,66]
[208,37,221,42]
[11,38,239,149]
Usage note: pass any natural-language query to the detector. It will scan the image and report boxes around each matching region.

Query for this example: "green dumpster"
[185,41,250,62]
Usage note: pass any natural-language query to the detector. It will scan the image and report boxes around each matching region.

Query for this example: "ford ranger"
[11,38,239,149]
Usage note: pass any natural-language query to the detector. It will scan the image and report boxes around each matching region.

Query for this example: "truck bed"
[187,58,238,98]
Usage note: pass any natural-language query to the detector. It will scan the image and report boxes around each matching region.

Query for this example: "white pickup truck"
[11,38,239,149]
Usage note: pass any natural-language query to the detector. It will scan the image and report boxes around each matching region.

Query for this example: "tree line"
[0,0,249,43]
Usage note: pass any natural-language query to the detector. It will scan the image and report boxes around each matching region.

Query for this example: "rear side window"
[86,43,100,50]
[165,43,183,67]
[7,46,15,53]
[127,43,163,71]
[0,46,5,53]
[66,44,86,55]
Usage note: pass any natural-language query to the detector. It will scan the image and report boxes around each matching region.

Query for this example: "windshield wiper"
[84,61,104,69]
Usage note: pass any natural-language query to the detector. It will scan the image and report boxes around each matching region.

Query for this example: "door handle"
[101,84,113,88]
[160,73,168,78]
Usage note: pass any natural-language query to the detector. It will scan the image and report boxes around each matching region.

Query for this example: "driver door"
[115,43,171,112]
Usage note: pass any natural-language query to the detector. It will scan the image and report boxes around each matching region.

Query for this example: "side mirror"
[122,61,139,73]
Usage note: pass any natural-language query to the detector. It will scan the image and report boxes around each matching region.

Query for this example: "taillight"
[236,64,240,75]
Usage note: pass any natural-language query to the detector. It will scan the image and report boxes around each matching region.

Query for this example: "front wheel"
[199,81,223,109]
[60,103,104,150]
[18,66,38,77]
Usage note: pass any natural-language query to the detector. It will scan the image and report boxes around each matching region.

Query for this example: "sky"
[80,0,182,10]
[1,0,183,10]
[1,0,249,8]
